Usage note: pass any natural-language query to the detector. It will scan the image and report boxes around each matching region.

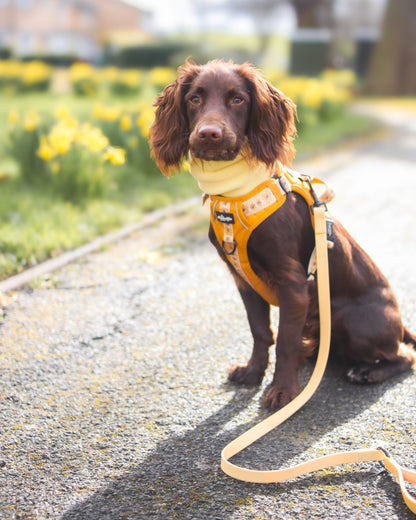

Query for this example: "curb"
[0,197,201,293]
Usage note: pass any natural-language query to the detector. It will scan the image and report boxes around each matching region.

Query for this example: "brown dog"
[149,59,416,411]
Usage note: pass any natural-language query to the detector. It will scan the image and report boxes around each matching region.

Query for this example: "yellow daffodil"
[23,110,39,131]
[321,69,356,89]
[119,69,141,87]
[120,114,132,132]
[148,67,175,88]
[7,110,19,124]
[301,79,324,110]
[53,105,71,120]
[92,103,121,122]
[78,124,109,152]
[37,136,56,161]
[69,62,95,82]
[21,61,52,86]
[48,121,76,154]
[103,146,126,165]
[136,109,155,138]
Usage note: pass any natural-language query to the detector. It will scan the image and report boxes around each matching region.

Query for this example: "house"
[0,0,151,61]
[289,0,388,75]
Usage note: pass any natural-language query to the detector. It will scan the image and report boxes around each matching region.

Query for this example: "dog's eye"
[232,96,243,105]
[190,95,201,105]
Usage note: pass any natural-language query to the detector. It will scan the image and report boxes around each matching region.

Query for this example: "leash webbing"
[221,206,416,514]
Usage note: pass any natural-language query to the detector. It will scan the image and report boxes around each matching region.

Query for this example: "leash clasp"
[377,446,391,458]
[303,175,335,246]
[376,446,391,473]
[304,175,328,211]
[377,446,391,465]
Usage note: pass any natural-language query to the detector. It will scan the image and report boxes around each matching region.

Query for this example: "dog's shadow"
[60,364,413,520]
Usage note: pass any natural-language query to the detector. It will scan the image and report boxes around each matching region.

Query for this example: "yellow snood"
[189,148,272,197]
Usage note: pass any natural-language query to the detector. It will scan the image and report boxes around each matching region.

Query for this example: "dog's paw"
[347,363,387,384]
[347,363,385,385]
[262,385,299,411]
[228,364,265,386]
[346,365,371,384]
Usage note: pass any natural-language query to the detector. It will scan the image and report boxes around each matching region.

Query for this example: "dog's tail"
[403,327,416,349]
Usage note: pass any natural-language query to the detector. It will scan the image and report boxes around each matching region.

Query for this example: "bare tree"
[365,0,416,95]
[290,0,332,28]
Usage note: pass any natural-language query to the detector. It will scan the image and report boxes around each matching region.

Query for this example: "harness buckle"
[277,174,291,194]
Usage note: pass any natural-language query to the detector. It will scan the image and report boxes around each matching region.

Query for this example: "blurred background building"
[0,0,414,94]
[0,0,152,62]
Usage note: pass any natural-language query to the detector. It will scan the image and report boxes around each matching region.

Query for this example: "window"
[16,0,35,9]
[15,32,36,55]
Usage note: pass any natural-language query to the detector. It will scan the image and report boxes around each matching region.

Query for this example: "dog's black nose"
[198,124,223,142]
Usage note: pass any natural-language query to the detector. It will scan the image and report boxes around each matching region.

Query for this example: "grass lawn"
[294,111,377,156]
[0,92,378,282]
[0,169,199,281]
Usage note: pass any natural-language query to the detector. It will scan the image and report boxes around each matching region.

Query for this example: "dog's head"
[149,59,297,176]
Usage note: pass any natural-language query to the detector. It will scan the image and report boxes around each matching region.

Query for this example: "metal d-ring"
[222,240,237,255]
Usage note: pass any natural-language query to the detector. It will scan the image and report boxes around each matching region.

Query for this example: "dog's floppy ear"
[149,61,200,176]
[237,65,297,168]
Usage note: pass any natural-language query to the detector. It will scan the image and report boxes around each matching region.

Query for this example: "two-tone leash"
[221,204,416,514]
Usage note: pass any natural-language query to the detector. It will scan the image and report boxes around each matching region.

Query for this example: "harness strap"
[211,179,287,307]
[221,206,416,514]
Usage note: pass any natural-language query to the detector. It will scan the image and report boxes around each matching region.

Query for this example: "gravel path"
[1,106,416,519]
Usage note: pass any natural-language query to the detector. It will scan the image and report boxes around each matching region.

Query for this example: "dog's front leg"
[228,281,275,386]
[264,280,309,411]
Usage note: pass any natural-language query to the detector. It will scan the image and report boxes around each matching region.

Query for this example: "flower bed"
[2,63,357,202]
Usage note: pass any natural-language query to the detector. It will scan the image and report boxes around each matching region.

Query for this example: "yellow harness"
[209,165,334,306]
